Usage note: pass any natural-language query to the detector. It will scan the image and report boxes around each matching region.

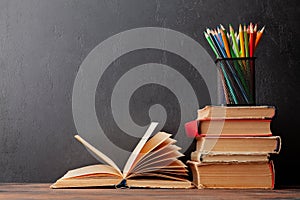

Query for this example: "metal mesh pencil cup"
[216,57,256,105]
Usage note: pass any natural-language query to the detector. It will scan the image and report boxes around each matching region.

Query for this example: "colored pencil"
[203,23,265,104]
[229,24,239,57]
[217,27,224,48]
[220,25,231,58]
[207,29,238,103]
[239,24,245,58]
[244,24,249,57]
[220,29,231,58]
[249,23,255,57]
[255,26,265,50]
[204,31,219,57]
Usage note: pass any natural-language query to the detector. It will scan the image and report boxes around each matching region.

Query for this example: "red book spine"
[184,120,198,138]
[184,119,272,138]
[269,161,275,189]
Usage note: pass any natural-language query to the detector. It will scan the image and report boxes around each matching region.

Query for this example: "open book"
[51,122,191,188]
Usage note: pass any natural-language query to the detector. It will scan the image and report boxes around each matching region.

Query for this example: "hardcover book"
[188,160,275,189]
[185,106,275,138]
[197,105,275,120]
[195,136,281,154]
[198,119,272,136]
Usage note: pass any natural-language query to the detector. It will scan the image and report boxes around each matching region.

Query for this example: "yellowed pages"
[131,138,179,171]
[50,164,122,188]
[61,164,121,179]
[132,149,183,173]
[130,172,188,182]
[122,122,159,178]
[51,178,121,188]
[74,135,122,175]
[127,131,171,175]
[127,179,191,188]
[133,146,181,171]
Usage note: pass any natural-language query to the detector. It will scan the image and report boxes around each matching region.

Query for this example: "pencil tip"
[250,24,254,32]
[254,24,258,31]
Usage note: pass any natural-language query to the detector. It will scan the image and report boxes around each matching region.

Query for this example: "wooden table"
[0,184,300,199]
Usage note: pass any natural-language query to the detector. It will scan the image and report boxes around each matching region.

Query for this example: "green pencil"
[229,24,239,58]
[244,24,249,57]
[204,31,219,57]
[204,30,238,104]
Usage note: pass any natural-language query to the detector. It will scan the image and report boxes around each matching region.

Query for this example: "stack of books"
[185,105,281,189]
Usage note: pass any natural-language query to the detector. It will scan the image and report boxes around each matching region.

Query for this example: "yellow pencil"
[239,24,245,58]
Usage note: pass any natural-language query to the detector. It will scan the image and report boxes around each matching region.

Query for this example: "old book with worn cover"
[51,123,191,189]
[188,160,275,189]
[197,105,275,120]
[185,105,275,138]
[190,151,269,163]
[198,119,272,136]
[195,136,281,154]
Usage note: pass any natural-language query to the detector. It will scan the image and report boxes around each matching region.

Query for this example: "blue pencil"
[208,28,250,104]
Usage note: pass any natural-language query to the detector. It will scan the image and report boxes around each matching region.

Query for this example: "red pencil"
[249,23,255,57]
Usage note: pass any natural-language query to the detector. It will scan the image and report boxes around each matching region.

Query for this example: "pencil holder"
[216,57,256,105]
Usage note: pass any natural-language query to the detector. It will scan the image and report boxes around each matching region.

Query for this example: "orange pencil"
[255,26,265,50]
[220,25,231,58]
[253,24,257,52]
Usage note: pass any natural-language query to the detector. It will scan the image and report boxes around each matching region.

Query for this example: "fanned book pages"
[51,122,191,189]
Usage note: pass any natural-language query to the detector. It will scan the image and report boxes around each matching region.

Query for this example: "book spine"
[269,161,275,189]
[187,161,203,189]
[184,120,199,138]
[275,136,282,153]
[190,151,201,162]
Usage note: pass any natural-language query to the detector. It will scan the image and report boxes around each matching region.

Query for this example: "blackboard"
[0,0,299,187]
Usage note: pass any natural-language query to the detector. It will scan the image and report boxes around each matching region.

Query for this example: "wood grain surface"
[0,184,299,200]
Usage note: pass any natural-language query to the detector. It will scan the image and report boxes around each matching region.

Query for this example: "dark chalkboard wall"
[0,0,299,187]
